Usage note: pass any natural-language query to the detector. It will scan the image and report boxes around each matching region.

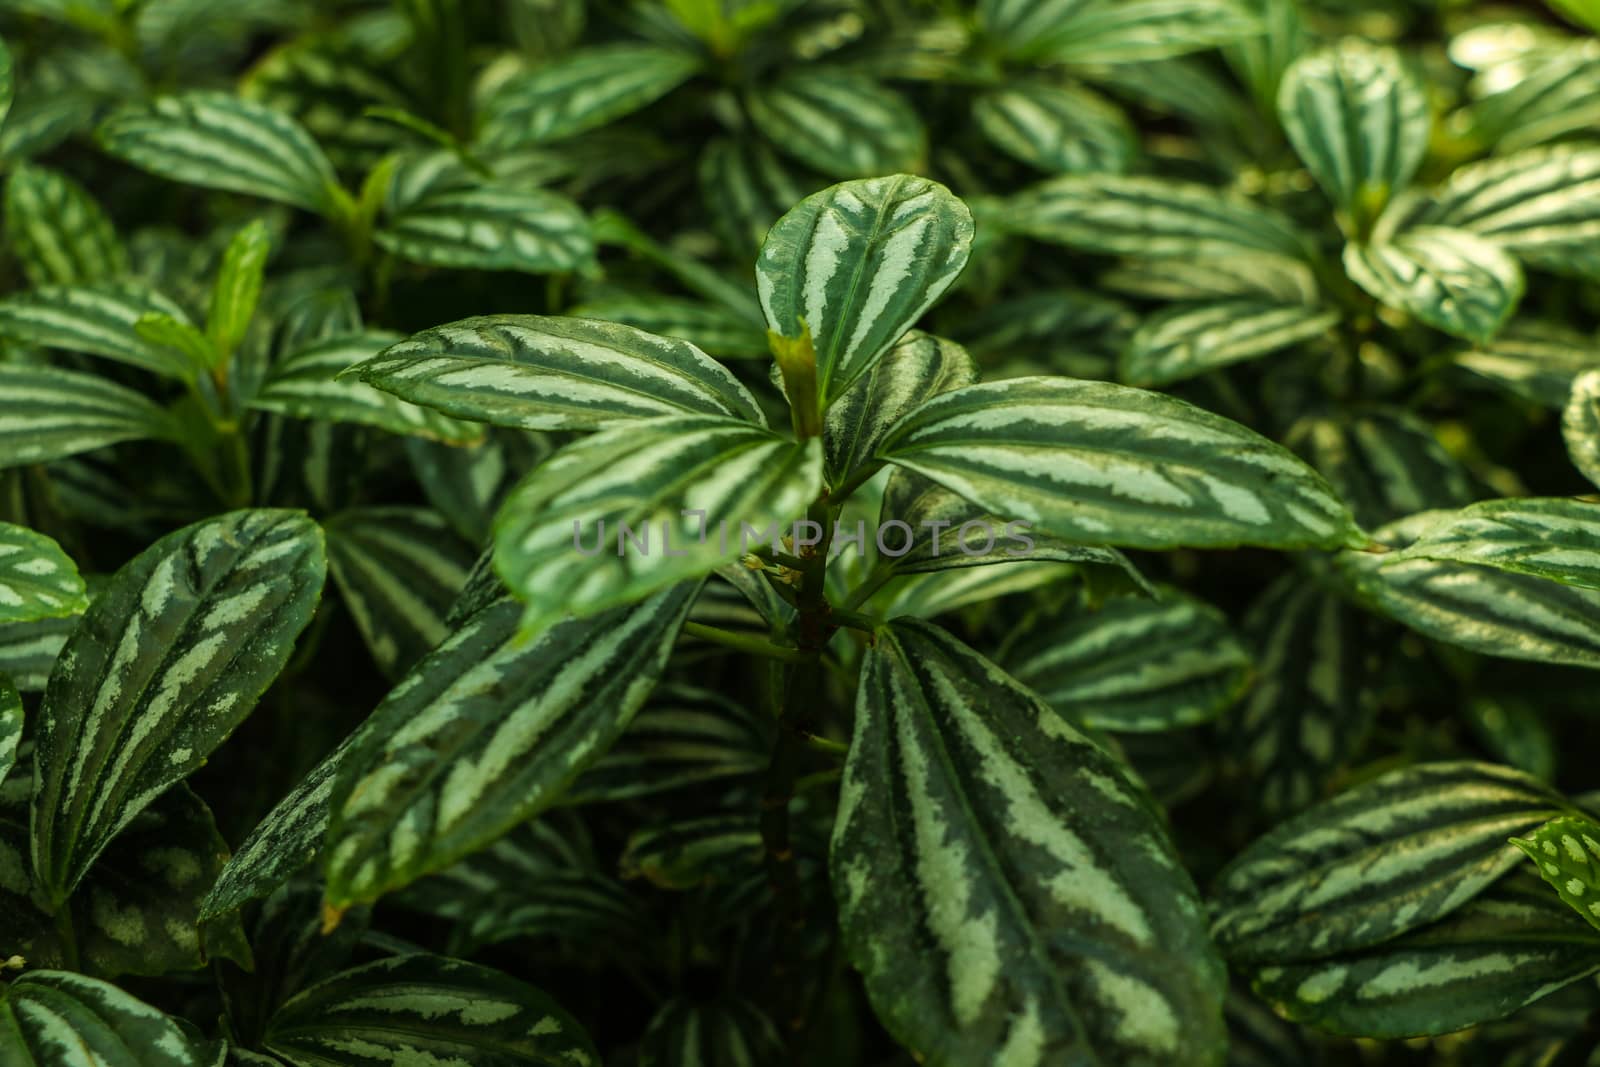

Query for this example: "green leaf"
[756,174,974,407]
[620,814,764,890]
[570,293,767,360]
[350,315,766,430]
[1344,227,1524,343]
[1285,407,1476,530]
[1512,815,1600,932]
[1397,498,1600,591]
[1001,591,1251,732]
[834,617,1226,1066]
[1340,513,1600,669]
[480,44,700,149]
[134,312,215,373]
[378,182,594,275]
[0,362,176,469]
[638,997,784,1067]
[30,510,326,903]
[0,614,75,693]
[1008,174,1308,259]
[1467,41,1600,156]
[250,331,485,443]
[747,70,925,179]
[1101,251,1317,303]
[1564,369,1600,490]
[4,162,127,287]
[0,522,87,624]
[493,416,821,636]
[876,376,1364,551]
[0,281,206,378]
[824,331,976,487]
[0,677,18,783]
[0,969,214,1065]
[325,507,474,679]
[262,955,599,1067]
[1424,145,1600,280]
[1245,874,1600,1038]
[1277,41,1429,225]
[697,136,806,259]
[1121,298,1339,387]
[205,219,270,358]
[322,584,699,910]
[1456,322,1600,408]
[1035,0,1260,64]
[972,82,1136,175]
[0,35,11,128]
[98,91,345,217]
[1210,761,1572,962]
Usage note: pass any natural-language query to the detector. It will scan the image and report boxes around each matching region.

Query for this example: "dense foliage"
[4,0,1600,1064]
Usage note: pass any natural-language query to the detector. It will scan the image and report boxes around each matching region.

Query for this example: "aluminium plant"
[4,1,1600,1066]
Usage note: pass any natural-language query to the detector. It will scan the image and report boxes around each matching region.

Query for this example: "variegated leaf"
[1221,575,1376,817]
[1564,369,1600,490]
[757,174,974,407]
[1424,144,1600,280]
[350,315,765,430]
[747,70,925,179]
[0,969,214,1066]
[876,376,1364,551]
[30,510,326,903]
[1210,761,1572,962]
[407,429,549,545]
[0,522,87,624]
[262,955,599,1067]
[697,136,807,259]
[638,997,785,1067]
[1469,40,1600,159]
[1397,498,1600,591]
[570,293,767,360]
[1001,591,1250,732]
[322,584,699,910]
[493,417,820,636]
[834,618,1226,1066]
[1007,174,1308,259]
[1341,513,1600,669]
[972,82,1136,175]
[1512,815,1600,932]
[0,34,10,126]
[875,562,1080,622]
[1456,322,1600,408]
[0,614,75,692]
[242,39,414,174]
[1245,875,1600,1037]
[480,44,699,149]
[4,162,126,287]
[1101,251,1317,304]
[0,363,176,469]
[250,332,484,443]
[0,281,203,378]
[0,676,18,783]
[98,91,345,216]
[1285,407,1476,529]
[1344,227,1524,343]
[325,507,474,679]
[1278,41,1429,225]
[377,183,593,275]
[824,331,976,487]
[621,814,764,890]
[1121,299,1339,387]
[982,0,1258,64]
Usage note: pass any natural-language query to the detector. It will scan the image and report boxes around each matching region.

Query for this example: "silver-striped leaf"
[0,522,87,624]
[0,281,203,378]
[1564,369,1600,490]
[1341,512,1600,669]
[4,162,127,287]
[1512,815,1600,932]
[1244,875,1600,1038]
[1397,498,1600,591]
[986,0,1259,64]
[406,429,549,545]
[97,91,345,217]
[0,614,75,693]
[834,617,1227,1066]
[874,561,1081,622]
[1000,591,1251,732]
[1424,144,1600,280]
[757,174,974,407]
[876,376,1364,551]
[1344,227,1524,343]
[30,510,326,903]
[569,293,768,360]
[824,330,977,487]
[1466,40,1600,154]
[1006,174,1308,259]
[620,814,765,891]
[697,136,807,259]
[0,362,177,469]
[638,997,785,1067]
[250,332,483,443]
[321,584,699,910]
[1101,251,1318,304]
[492,416,821,637]
[972,81,1136,176]
[479,44,699,149]
[1455,322,1600,408]
[377,182,593,275]
[1120,298,1339,387]
[325,507,474,679]
[1210,761,1572,962]
[262,955,599,1067]
[350,315,765,430]
[747,69,925,179]
[0,676,18,783]
[1277,41,1429,225]
[0,970,214,1066]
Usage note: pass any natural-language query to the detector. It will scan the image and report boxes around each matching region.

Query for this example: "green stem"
[840,566,896,613]
[52,907,79,971]
[682,622,811,664]
[824,460,884,505]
